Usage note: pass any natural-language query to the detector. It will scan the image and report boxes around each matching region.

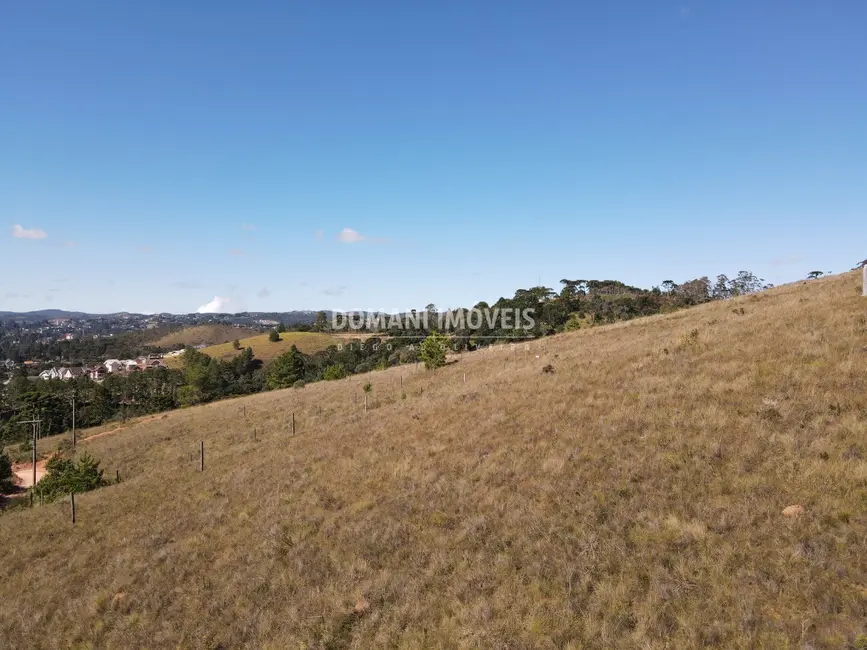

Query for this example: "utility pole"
[72,394,76,448]
[21,418,40,489]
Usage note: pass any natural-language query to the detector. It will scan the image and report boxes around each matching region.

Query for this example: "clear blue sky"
[1,1,865,314]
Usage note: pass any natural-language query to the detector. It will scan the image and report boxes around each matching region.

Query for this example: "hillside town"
[36,355,166,382]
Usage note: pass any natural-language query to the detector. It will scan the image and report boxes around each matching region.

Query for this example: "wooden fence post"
[292,412,296,435]
[71,492,76,525]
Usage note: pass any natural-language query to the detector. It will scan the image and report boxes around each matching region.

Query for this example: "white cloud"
[12,224,47,240]
[337,228,366,243]
[323,285,347,296]
[196,296,231,313]
[771,256,802,266]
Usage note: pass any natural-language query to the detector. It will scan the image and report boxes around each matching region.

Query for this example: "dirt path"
[78,415,161,444]
[11,459,48,489]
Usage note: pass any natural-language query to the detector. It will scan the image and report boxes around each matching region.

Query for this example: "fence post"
[292,412,296,435]
[71,492,76,525]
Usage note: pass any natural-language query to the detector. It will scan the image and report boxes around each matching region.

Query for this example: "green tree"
[267,345,306,389]
[420,332,449,370]
[323,364,347,381]
[0,450,13,491]
[268,330,280,342]
[277,322,287,333]
[313,310,329,332]
[232,338,241,350]
[35,452,107,502]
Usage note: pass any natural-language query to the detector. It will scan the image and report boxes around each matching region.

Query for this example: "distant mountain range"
[0,309,325,324]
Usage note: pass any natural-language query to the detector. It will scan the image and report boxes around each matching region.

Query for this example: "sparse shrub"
[542,364,555,374]
[420,332,449,370]
[293,379,305,389]
[232,339,241,350]
[323,364,347,381]
[564,314,583,331]
[268,330,280,343]
[362,382,372,393]
[853,633,867,650]
[35,452,107,503]
[677,329,699,349]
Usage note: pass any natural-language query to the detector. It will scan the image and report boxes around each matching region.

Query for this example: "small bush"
[677,329,700,349]
[35,452,107,503]
[362,382,372,393]
[542,364,555,374]
[323,364,347,381]
[293,379,306,389]
[268,330,280,342]
[420,332,450,370]
[232,339,241,350]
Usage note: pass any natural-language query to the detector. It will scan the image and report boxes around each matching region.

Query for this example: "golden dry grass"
[152,324,255,349]
[201,331,339,363]
[2,272,867,649]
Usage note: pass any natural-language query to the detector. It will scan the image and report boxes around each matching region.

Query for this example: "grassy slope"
[161,331,339,369]
[2,272,867,649]
[202,331,339,362]
[152,324,256,349]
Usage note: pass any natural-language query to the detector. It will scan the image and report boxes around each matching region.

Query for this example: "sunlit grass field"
[2,272,866,648]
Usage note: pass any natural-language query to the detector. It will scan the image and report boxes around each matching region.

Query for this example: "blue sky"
[1,1,865,314]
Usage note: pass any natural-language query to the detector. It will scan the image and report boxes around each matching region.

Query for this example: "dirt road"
[11,460,47,489]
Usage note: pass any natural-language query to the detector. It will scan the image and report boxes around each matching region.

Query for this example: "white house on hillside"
[104,359,123,373]
[38,367,84,381]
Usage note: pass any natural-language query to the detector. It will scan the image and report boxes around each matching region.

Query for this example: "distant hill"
[163,330,339,366]
[152,325,259,349]
[0,309,99,322]
[0,309,324,325]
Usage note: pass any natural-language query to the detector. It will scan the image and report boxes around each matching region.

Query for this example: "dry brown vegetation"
[2,272,867,649]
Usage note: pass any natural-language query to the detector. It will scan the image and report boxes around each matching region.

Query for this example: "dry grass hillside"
[152,324,257,349]
[202,331,339,363]
[2,272,867,649]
